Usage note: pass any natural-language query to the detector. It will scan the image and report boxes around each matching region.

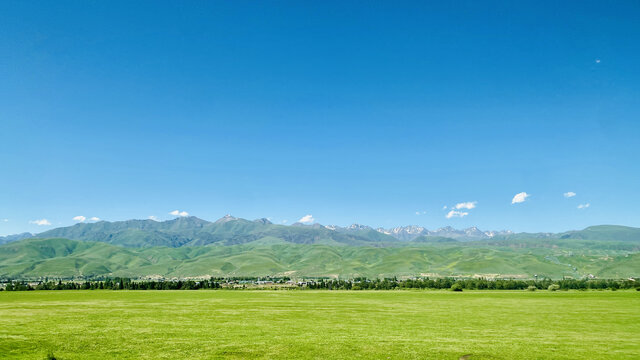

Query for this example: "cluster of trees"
[2,276,637,291]
[306,277,638,290]
[3,278,222,291]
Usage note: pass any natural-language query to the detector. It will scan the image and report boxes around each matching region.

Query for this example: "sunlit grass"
[0,290,638,359]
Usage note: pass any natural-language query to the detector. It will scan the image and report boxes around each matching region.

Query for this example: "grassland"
[0,290,638,359]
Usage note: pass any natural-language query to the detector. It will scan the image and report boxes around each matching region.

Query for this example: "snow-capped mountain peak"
[373,225,513,241]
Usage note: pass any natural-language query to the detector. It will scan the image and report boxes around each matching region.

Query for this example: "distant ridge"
[2,217,639,248]
[335,224,513,241]
[1,218,638,279]
[559,225,640,242]
[30,216,398,248]
[0,232,34,245]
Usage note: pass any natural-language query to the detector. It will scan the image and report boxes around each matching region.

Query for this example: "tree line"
[2,278,222,291]
[307,277,639,290]
[1,277,638,291]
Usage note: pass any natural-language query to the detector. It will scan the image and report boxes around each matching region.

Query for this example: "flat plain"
[0,290,638,359]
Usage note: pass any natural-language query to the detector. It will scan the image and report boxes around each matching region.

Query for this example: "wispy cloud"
[454,201,477,210]
[564,192,576,198]
[512,192,530,204]
[442,201,476,218]
[1,219,8,222]
[169,210,189,217]
[30,219,51,226]
[73,215,86,222]
[149,216,160,221]
[298,214,314,224]
[89,217,100,221]
[577,203,590,209]
[415,211,427,215]
[446,210,468,219]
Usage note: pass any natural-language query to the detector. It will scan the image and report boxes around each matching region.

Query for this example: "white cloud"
[564,192,576,198]
[30,219,52,226]
[446,210,468,219]
[577,203,590,209]
[169,210,189,217]
[511,192,530,204]
[455,201,477,210]
[298,214,314,224]
[415,211,420,215]
[415,211,427,215]
[149,216,160,221]
[73,215,86,222]
[89,217,100,221]
[595,59,601,63]
[1,219,8,222]
[442,205,447,210]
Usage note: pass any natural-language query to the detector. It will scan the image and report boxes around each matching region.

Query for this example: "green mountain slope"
[3,222,637,279]
[34,217,399,248]
[0,232,33,245]
[1,237,637,279]
[28,218,640,250]
[559,225,640,242]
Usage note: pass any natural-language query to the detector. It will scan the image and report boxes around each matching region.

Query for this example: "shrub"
[45,352,60,360]
[527,285,537,291]
[451,283,463,292]
[548,284,560,291]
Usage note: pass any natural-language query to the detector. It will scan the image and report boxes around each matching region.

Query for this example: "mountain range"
[0,216,638,279]
[1,215,552,247]
[0,232,34,245]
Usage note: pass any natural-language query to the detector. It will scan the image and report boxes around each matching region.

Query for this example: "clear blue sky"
[1,1,639,235]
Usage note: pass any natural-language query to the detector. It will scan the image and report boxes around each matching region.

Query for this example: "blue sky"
[1,1,639,235]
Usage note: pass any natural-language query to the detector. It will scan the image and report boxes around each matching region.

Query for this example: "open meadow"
[0,290,638,359]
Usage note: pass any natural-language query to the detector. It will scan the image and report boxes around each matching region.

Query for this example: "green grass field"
[1,291,638,359]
